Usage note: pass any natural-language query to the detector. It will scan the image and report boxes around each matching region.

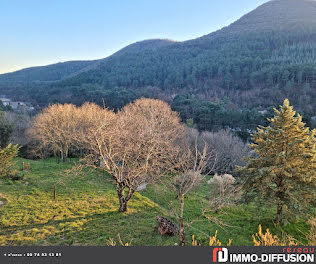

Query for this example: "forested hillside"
[0,60,99,83]
[1,0,315,133]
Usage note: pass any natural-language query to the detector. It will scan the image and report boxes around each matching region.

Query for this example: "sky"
[0,0,270,74]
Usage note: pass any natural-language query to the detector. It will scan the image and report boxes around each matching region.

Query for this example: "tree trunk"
[119,199,127,212]
[117,189,127,212]
[55,150,60,164]
[117,184,128,212]
[179,194,185,246]
[64,147,69,162]
[276,175,284,224]
[53,184,56,201]
[276,203,283,224]
[115,182,135,213]
[62,148,68,163]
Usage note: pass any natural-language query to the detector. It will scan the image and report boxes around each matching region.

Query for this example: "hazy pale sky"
[0,0,269,74]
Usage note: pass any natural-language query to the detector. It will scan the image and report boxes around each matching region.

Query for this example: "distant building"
[0,98,12,107]
[0,96,34,111]
[10,101,26,109]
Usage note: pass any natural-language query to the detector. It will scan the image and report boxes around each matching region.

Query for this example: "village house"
[0,96,34,111]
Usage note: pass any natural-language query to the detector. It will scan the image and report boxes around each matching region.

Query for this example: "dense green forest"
[0,0,316,133]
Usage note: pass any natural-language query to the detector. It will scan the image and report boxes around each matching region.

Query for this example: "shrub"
[191,231,232,246]
[0,111,13,148]
[5,111,31,145]
[208,173,235,190]
[192,225,298,247]
[106,234,132,246]
[252,225,297,246]
[306,217,316,245]
[207,173,240,212]
[0,144,20,179]
[22,161,31,171]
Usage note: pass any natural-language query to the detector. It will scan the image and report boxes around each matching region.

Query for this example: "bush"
[207,173,240,212]
[252,225,297,246]
[306,217,316,245]
[0,111,13,148]
[191,231,232,246]
[191,225,297,246]
[0,144,20,179]
[208,173,235,190]
[5,111,31,145]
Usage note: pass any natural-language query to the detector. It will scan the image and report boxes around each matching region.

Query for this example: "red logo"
[213,247,228,262]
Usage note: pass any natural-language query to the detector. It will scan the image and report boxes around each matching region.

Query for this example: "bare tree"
[27,104,79,162]
[80,98,184,212]
[170,138,216,246]
[74,102,111,156]
[200,130,249,174]
[5,111,31,145]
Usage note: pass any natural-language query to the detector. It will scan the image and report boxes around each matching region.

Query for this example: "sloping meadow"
[0,158,310,246]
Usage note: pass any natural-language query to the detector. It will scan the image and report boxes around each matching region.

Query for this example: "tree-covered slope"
[57,0,316,113]
[0,60,99,83]
[0,39,174,84]
[0,0,315,127]
[212,0,316,35]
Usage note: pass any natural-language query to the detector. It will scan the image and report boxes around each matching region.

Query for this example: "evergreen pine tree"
[239,99,316,223]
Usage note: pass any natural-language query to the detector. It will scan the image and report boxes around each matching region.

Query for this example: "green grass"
[0,158,311,246]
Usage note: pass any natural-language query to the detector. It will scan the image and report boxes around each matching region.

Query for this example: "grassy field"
[0,158,311,246]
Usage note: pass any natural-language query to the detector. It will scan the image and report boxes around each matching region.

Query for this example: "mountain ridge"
[3,0,316,82]
[0,0,315,125]
[0,39,177,82]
